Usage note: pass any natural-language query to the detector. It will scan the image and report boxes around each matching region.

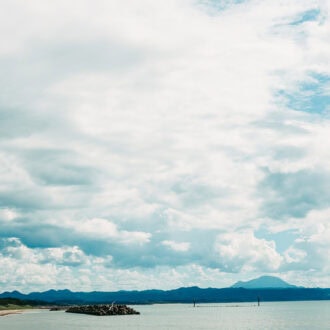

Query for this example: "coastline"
[0,308,38,317]
[0,309,24,317]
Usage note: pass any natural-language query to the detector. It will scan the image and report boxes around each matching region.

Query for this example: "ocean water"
[1,301,330,330]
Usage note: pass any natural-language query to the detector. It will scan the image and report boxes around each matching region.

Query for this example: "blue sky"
[0,0,330,292]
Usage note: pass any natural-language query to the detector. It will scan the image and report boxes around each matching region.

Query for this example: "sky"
[0,0,330,293]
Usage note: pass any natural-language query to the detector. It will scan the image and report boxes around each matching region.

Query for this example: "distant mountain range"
[231,276,297,289]
[1,276,329,305]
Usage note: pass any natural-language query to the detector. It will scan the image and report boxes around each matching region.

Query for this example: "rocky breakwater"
[66,304,140,316]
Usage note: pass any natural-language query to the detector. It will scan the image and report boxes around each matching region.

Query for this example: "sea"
[1,301,330,329]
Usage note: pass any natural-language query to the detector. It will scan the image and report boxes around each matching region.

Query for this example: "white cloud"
[284,247,307,264]
[214,231,283,272]
[0,0,329,290]
[281,209,330,270]
[0,208,19,221]
[64,218,151,245]
[162,240,191,252]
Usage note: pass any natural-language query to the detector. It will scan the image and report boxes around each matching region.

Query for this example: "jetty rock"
[66,304,140,316]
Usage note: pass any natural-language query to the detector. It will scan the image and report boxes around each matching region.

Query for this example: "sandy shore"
[0,310,24,317]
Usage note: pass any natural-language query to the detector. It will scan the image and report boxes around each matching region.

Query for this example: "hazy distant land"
[1,276,329,306]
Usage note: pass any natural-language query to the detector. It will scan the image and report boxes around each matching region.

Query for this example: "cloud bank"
[1,0,330,291]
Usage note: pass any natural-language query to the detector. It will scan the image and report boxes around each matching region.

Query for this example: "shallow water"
[1,301,330,330]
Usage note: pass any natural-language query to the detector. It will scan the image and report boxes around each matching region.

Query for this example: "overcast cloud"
[1,0,330,292]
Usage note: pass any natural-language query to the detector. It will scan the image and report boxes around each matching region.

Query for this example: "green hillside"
[0,297,42,310]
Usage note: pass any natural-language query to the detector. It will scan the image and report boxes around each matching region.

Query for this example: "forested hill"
[1,287,330,305]
[0,297,46,308]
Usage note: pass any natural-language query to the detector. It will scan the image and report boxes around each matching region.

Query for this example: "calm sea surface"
[1,301,330,330]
